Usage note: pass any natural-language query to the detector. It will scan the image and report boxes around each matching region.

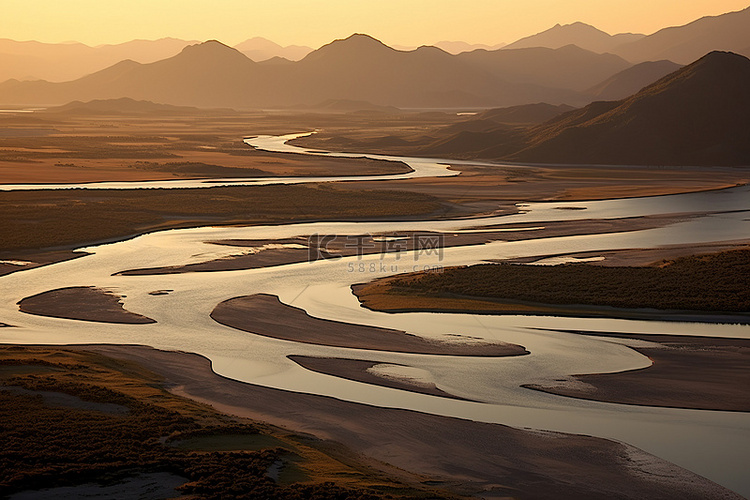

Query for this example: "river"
[1,133,749,495]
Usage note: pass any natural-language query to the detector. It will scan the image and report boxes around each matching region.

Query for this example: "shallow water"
[1,134,749,495]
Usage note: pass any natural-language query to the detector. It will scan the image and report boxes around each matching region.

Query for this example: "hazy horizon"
[2,0,748,49]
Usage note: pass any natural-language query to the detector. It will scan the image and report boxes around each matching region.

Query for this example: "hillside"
[506,51,750,165]
[420,52,750,166]
[586,60,683,101]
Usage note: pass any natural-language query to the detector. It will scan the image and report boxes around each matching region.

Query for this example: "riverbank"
[54,344,741,500]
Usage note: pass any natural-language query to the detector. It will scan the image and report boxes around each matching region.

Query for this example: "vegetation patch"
[356,249,750,317]
[0,185,442,253]
[0,346,446,499]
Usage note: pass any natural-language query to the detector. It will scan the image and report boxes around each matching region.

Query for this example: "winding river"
[1,133,749,495]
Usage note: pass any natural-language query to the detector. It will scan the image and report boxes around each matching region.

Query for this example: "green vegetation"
[0,185,442,253]
[0,347,440,499]
[383,250,750,313]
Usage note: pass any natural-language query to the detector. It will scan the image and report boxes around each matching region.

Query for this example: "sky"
[1,0,748,48]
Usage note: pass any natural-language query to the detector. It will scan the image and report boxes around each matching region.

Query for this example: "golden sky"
[2,0,748,47]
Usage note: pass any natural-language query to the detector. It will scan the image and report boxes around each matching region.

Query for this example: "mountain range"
[503,22,644,53]
[0,35,638,109]
[0,37,313,83]
[508,7,750,63]
[420,51,750,166]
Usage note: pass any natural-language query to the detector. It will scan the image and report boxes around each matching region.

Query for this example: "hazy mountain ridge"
[0,38,195,82]
[0,35,620,108]
[504,22,644,53]
[612,6,750,63]
[234,37,313,61]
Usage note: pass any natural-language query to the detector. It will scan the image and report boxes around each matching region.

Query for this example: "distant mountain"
[419,52,750,166]
[431,41,507,54]
[0,38,193,82]
[41,97,225,115]
[0,35,627,109]
[233,37,312,61]
[459,44,631,91]
[504,22,644,53]
[0,41,259,107]
[586,60,683,101]
[613,7,750,63]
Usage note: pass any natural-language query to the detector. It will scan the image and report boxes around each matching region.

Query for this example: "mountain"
[41,97,224,115]
[507,51,750,165]
[0,35,627,109]
[613,7,750,63]
[418,52,750,166]
[0,41,260,107]
[458,44,632,91]
[233,37,312,61]
[0,38,193,82]
[504,22,644,53]
[586,60,683,101]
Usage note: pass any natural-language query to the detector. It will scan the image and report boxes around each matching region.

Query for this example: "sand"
[288,356,473,401]
[524,332,750,412]
[63,344,741,500]
[17,286,156,324]
[211,294,528,356]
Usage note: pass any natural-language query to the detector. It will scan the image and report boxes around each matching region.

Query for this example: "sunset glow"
[3,0,749,47]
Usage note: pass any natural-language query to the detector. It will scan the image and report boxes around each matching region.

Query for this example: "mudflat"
[211,293,528,356]
[17,286,155,324]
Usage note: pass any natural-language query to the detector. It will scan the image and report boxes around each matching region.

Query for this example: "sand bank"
[211,294,527,356]
[17,286,155,324]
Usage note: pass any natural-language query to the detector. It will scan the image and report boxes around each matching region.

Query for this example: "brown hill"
[504,22,644,53]
[420,51,750,166]
[613,7,750,64]
[586,60,683,101]
[504,51,750,165]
